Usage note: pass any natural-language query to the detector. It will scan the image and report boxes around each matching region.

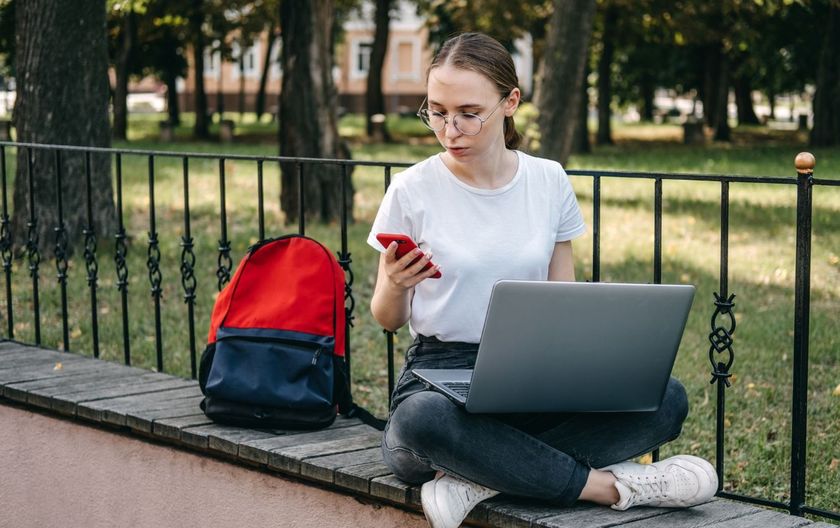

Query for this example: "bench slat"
[268,430,382,474]
[153,414,215,440]
[299,446,384,483]
[72,381,198,421]
[238,423,371,465]
[484,499,596,528]
[370,474,419,505]
[126,401,206,433]
[335,461,394,493]
[537,498,758,528]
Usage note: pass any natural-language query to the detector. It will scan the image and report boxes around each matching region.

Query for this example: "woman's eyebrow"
[428,99,484,110]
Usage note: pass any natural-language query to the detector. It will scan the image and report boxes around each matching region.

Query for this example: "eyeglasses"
[416,95,508,136]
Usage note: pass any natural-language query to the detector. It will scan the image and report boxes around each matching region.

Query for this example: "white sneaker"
[420,472,500,528]
[601,455,718,511]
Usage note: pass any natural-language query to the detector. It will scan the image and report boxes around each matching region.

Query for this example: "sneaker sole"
[421,478,448,528]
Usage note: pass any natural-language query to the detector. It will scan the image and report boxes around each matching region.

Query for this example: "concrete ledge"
[1,341,834,528]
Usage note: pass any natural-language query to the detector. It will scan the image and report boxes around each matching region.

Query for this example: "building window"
[390,37,420,81]
[269,39,282,79]
[231,41,260,79]
[350,39,373,79]
[203,49,221,77]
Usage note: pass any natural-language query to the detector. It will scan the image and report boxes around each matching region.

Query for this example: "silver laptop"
[412,280,695,413]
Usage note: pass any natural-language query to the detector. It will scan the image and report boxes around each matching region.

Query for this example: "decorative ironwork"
[338,252,356,328]
[0,182,12,338]
[53,226,68,281]
[25,148,41,344]
[181,236,197,302]
[147,231,162,297]
[115,229,129,293]
[216,158,231,290]
[147,154,164,371]
[0,212,11,277]
[83,226,98,287]
[25,215,40,279]
[216,239,232,290]
[114,153,131,365]
[708,292,736,386]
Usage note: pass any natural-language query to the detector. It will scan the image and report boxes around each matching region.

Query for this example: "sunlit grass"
[1,113,839,516]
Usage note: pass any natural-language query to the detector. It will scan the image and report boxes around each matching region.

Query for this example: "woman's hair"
[428,32,522,150]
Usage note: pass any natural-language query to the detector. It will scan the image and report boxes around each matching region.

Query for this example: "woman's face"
[426,64,518,162]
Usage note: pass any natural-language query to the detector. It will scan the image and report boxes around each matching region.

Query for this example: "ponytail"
[504,116,522,150]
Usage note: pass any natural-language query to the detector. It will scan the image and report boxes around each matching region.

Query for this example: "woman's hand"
[382,242,441,290]
[370,243,439,331]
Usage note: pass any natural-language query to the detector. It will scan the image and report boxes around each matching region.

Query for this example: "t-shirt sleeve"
[367,181,414,253]
[554,166,587,242]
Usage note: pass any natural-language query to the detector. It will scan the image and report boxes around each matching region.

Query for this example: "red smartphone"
[375,233,442,279]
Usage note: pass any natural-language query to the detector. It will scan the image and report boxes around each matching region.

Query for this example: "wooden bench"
[0,340,833,528]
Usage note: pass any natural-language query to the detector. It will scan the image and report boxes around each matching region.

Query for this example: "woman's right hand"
[383,242,441,290]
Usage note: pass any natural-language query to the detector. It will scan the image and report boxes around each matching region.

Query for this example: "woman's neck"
[442,146,518,190]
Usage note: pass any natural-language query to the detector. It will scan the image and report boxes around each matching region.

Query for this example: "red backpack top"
[206,235,346,356]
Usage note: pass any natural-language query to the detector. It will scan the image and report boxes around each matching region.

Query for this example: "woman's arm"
[370,243,439,331]
[547,241,575,282]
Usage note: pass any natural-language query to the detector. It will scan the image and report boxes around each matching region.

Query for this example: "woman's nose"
[443,119,462,139]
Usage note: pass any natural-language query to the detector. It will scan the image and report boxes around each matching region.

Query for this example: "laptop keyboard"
[443,382,471,397]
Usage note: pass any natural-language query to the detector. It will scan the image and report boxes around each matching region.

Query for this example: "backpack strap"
[333,355,386,431]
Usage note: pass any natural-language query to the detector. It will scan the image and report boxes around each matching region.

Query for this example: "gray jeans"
[381,335,689,506]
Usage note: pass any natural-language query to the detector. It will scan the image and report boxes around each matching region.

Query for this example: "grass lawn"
[1,112,839,518]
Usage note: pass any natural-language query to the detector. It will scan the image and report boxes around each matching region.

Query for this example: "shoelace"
[625,472,672,503]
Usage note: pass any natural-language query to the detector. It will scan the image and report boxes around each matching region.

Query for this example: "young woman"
[367,33,716,528]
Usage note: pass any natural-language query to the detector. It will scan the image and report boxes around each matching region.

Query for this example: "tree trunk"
[365,0,392,142]
[811,2,840,146]
[767,91,776,120]
[535,0,597,165]
[734,75,759,126]
[190,0,209,139]
[640,76,655,122]
[13,0,116,256]
[279,0,354,225]
[596,5,615,145]
[255,24,276,121]
[216,66,224,121]
[112,7,136,141]
[702,45,720,128]
[164,65,180,126]
[713,52,731,141]
[238,51,245,122]
[573,60,591,154]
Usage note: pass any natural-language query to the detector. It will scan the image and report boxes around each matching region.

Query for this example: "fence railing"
[0,141,837,522]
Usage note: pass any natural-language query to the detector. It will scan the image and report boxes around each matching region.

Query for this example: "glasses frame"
[416,94,509,136]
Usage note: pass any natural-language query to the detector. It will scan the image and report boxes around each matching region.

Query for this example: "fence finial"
[795,152,815,174]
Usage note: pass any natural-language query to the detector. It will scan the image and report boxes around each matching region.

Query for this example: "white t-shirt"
[367,150,586,343]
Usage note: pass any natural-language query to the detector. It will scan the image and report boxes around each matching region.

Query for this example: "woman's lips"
[447,146,468,157]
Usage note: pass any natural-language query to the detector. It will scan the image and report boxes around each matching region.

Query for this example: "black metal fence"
[0,140,837,522]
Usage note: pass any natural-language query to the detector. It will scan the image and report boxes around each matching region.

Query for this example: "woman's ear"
[505,88,522,116]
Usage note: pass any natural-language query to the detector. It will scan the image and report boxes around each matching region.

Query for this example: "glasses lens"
[418,109,432,130]
[453,114,482,136]
[419,109,445,132]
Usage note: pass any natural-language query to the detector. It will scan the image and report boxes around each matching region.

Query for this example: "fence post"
[790,152,814,517]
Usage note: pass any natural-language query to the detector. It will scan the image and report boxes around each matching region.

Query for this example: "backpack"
[198,234,385,431]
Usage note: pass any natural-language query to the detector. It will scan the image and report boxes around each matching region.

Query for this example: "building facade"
[177,2,532,116]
